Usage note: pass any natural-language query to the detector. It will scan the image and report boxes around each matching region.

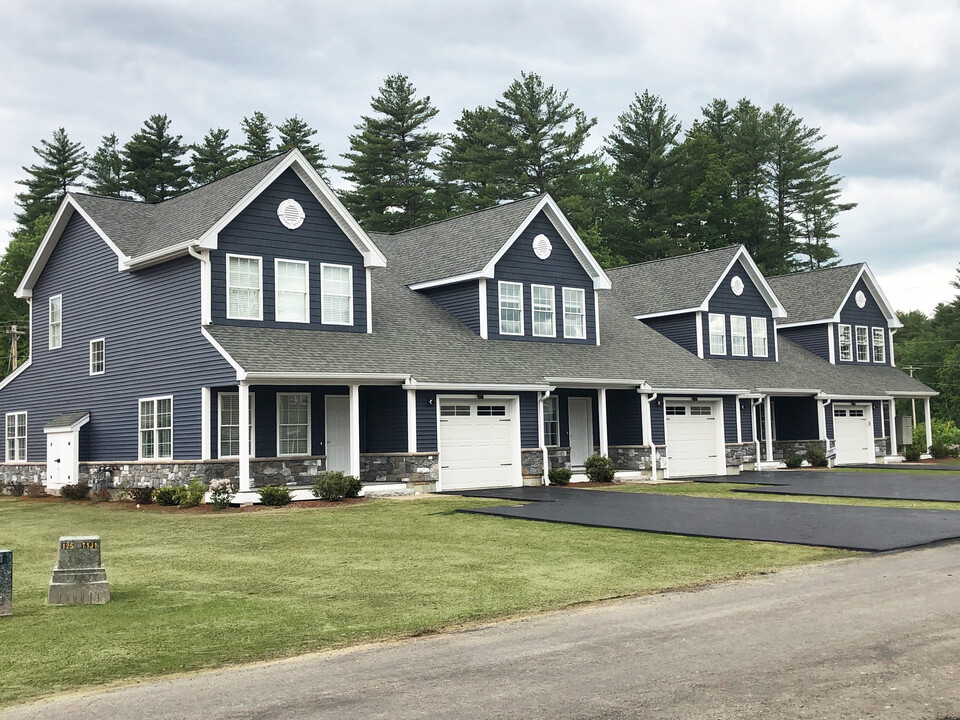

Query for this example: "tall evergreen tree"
[122,114,191,202]
[276,115,326,170]
[440,106,507,214]
[14,128,87,228]
[191,128,239,185]
[239,111,274,166]
[337,73,441,232]
[85,133,125,197]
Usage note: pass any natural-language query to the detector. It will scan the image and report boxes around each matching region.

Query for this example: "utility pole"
[7,325,26,372]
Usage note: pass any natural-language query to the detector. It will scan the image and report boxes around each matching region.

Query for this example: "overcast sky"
[0,0,957,314]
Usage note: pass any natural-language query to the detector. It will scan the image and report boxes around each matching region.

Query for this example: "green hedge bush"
[312,472,362,501]
[784,454,803,469]
[59,482,90,501]
[584,454,615,483]
[153,486,181,506]
[178,480,207,508]
[903,443,922,462]
[548,468,572,485]
[805,444,828,468]
[257,484,293,506]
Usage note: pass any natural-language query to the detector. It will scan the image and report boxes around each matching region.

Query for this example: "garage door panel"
[833,405,874,465]
[665,404,721,478]
[439,401,518,491]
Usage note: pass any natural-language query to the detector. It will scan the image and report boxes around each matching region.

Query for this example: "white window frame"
[562,287,586,339]
[709,313,726,355]
[838,324,853,362]
[751,317,768,358]
[872,327,886,363]
[730,315,748,357]
[277,392,311,456]
[531,284,556,338]
[5,411,27,462]
[320,263,354,326]
[89,338,105,376]
[543,395,559,446]
[274,258,310,324]
[138,396,173,461]
[48,294,62,350]
[498,281,524,336]
[856,325,869,362]
[226,254,263,321]
[218,392,256,458]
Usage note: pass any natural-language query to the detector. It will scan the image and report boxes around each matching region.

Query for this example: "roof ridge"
[768,263,864,280]
[607,245,742,273]
[383,193,547,239]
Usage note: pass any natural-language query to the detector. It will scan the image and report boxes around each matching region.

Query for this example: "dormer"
[770,263,901,366]
[374,195,611,345]
[608,246,786,361]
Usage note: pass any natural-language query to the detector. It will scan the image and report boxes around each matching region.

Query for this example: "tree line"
[1,71,856,374]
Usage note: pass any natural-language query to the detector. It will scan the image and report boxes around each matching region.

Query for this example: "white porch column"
[406,388,418,453]
[640,392,656,474]
[598,388,609,457]
[817,399,827,441]
[349,384,361,478]
[200,387,211,461]
[888,399,897,455]
[238,382,251,492]
[763,395,774,463]
[538,392,549,485]
[925,397,933,451]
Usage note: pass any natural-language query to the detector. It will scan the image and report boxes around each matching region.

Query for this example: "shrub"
[209,478,233,509]
[784,454,803,469]
[90,487,113,504]
[548,468,572,485]
[312,472,362,501]
[584,454,615,483]
[179,479,207,508]
[7,480,25,496]
[805,444,828,468]
[257,484,292,506]
[129,486,154,505]
[59,482,90,501]
[913,420,960,452]
[24,482,48,498]
[153,486,182,506]
[903,443,922,462]
[930,441,952,459]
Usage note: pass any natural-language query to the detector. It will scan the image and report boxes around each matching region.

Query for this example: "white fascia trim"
[124,240,198,270]
[196,150,387,268]
[822,394,894,401]
[827,323,836,364]
[246,372,409,385]
[408,271,487,291]
[402,382,552,392]
[755,387,822,395]
[16,196,131,297]
[652,387,751,395]
[702,246,788,318]
[481,195,612,290]
[776,318,833,329]
[365,268,373,334]
[0,359,32,392]
[634,306,702,321]
[544,377,646,389]
[201,327,247,380]
[885,390,939,397]
[834,265,902,329]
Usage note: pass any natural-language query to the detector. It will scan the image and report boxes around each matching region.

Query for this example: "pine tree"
[191,128,239,185]
[14,128,87,228]
[239,111,274,166]
[85,133,125,197]
[122,114,191,202]
[276,115,326,170]
[439,106,506,214]
[337,74,441,232]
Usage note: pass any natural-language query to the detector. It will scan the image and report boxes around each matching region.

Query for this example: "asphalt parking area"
[453,486,960,551]
[730,470,960,502]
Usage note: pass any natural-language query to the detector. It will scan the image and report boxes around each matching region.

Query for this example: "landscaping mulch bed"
[6,495,368,513]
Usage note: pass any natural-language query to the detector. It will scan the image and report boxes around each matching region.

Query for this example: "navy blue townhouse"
[0,149,936,500]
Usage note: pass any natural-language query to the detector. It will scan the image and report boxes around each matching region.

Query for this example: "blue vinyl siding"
[650,397,666,445]
[0,211,235,462]
[739,399,753,442]
[825,405,834,440]
[415,390,539,452]
[872,401,883,438]
[642,313,698,355]
[421,281,481,334]
[779,325,831,361]
[487,212,596,344]
[607,390,643,445]
[702,260,774,361]
[722,396,738,443]
[361,386,408,453]
[210,168,366,332]
[834,278,891,365]
[773,397,819,441]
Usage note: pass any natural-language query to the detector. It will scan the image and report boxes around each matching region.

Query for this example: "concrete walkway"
[5,543,960,720]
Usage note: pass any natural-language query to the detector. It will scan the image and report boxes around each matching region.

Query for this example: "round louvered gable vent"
[730,276,744,296]
[855,290,866,308]
[277,199,305,229]
[532,234,552,260]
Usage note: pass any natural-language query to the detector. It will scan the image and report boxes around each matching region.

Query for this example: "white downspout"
[640,390,658,478]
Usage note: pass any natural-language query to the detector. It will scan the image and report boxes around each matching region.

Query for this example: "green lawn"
[0,495,848,707]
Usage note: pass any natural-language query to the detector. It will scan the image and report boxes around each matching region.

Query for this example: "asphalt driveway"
[731,469,960,502]
[454,485,960,551]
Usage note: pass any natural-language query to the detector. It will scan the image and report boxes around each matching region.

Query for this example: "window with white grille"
[227,255,262,320]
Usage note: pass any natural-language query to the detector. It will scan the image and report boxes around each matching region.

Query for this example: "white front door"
[46,430,77,490]
[833,404,874,465]
[325,396,350,473]
[438,398,519,491]
[568,397,594,468]
[664,402,722,478]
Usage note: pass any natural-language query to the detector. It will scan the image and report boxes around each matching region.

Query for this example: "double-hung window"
[227,255,262,320]
[709,313,726,355]
[321,264,352,325]
[543,396,559,446]
[219,392,255,458]
[730,316,748,356]
[139,397,173,460]
[563,288,586,339]
[277,392,310,456]
[5,412,26,462]
[531,285,555,337]
[838,324,853,361]
[751,317,768,357]
[275,259,309,323]
[856,326,869,362]
[872,327,886,363]
[89,338,105,375]
[49,295,62,349]
[498,281,523,335]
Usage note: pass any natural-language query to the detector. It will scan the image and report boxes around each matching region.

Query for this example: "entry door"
[568,397,594,469]
[325,396,350,473]
[46,430,77,490]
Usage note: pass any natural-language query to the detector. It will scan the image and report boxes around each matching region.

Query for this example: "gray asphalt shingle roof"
[606,246,742,317]
[767,264,864,324]
[44,411,90,430]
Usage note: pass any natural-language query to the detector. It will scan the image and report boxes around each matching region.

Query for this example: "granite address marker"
[48,535,110,605]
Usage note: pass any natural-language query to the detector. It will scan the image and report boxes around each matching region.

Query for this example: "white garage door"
[664,403,722,478]
[833,405,874,465]
[438,399,519,491]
